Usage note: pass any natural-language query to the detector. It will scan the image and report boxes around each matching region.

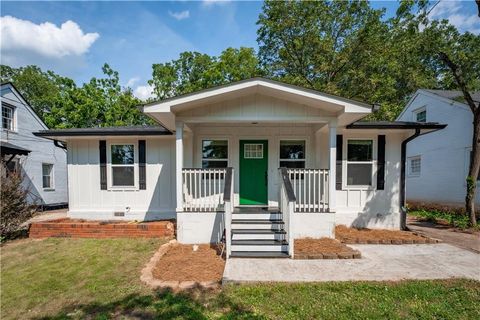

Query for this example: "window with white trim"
[111,144,135,186]
[346,139,373,186]
[414,108,426,122]
[280,140,305,168]
[42,163,54,189]
[202,140,228,168]
[2,104,14,131]
[408,156,421,176]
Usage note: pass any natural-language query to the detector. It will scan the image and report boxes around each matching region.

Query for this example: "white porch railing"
[279,167,295,258]
[286,168,329,213]
[182,168,227,212]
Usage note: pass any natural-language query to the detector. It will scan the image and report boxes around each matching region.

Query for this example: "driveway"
[223,244,480,283]
[408,217,480,253]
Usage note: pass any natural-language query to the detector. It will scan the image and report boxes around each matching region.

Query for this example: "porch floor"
[222,243,480,283]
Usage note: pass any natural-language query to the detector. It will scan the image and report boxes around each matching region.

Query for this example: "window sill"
[343,185,375,191]
[43,188,55,192]
[108,186,139,191]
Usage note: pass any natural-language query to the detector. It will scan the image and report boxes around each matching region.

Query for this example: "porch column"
[176,121,184,212]
[328,120,337,213]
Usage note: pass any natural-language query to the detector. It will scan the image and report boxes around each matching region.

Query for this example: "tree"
[149,47,262,99]
[1,64,152,128]
[256,0,441,120]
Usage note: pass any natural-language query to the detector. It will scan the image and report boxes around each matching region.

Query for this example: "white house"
[397,89,480,209]
[1,83,68,208]
[35,78,445,258]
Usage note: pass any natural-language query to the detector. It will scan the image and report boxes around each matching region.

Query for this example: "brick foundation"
[29,219,175,239]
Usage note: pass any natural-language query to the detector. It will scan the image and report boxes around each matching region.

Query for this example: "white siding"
[1,85,67,205]
[398,91,480,207]
[67,137,176,220]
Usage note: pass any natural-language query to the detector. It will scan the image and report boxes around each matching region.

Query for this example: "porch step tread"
[231,219,284,224]
[231,229,286,234]
[230,251,290,258]
[231,239,288,245]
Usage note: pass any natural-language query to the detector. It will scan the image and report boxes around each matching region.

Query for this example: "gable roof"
[1,82,49,130]
[423,89,480,104]
[142,77,374,130]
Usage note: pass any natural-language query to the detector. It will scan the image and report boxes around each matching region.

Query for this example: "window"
[202,140,228,168]
[415,109,426,122]
[408,156,421,176]
[280,140,305,168]
[244,143,263,159]
[347,139,373,186]
[111,144,135,186]
[42,163,54,189]
[2,104,14,131]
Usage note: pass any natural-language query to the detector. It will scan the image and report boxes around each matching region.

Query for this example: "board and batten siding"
[67,137,176,220]
[398,91,480,207]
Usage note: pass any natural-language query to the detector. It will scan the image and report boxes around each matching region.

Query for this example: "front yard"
[1,238,479,319]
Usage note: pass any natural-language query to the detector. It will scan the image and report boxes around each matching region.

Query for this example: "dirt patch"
[335,225,438,244]
[294,238,361,259]
[152,243,225,282]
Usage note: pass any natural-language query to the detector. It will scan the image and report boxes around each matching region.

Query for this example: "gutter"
[400,126,447,230]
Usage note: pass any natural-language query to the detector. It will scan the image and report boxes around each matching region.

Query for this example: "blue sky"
[1,1,479,100]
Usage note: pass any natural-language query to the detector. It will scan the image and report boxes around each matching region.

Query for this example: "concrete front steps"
[230,207,290,258]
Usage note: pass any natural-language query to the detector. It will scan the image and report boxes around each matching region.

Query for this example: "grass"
[409,209,479,230]
[1,238,480,319]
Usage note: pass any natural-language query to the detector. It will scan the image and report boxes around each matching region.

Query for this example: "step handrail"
[223,167,234,258]
[279,167,295,258]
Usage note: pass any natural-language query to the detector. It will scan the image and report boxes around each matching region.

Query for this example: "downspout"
[400,129,420,230]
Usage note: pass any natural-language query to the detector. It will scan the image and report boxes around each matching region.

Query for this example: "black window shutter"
[139,140,146,190]
[336,135,343,190]
[377,135,386,190]
[99,140,107,190]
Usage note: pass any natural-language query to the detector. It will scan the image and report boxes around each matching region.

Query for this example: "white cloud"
[202,0,231,7]
[428,0,480,34]
[126,77,140,87]
[168,10,190,20]
[133,84,155,101]
[0,15,99,58]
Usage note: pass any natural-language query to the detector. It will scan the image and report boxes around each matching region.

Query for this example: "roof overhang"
[1,142,31,156]
[33,126,172,142]
[142,78,373,131]
[346,121,447,135]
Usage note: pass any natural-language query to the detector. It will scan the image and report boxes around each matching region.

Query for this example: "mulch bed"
[335,225,439,244]
[152,243,225,282]
[294,238,361,260]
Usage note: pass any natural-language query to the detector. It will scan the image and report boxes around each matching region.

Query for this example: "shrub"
[0,162,36,240]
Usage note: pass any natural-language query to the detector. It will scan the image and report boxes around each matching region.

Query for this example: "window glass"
[347,139,373,186]
[244,144,263,159]
[416,110,426,122]
[2,104,14,131]
[280,140,305,168]
[111,145,134,165]
[202,140,228,168]
[347,140,373,161]
[112,167,135,186]
[111,144,135,186]
[409,157,421,175]
[42,163,53,188]
[347,163,372,185]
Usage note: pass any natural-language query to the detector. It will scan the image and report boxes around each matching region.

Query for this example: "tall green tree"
[1,64,151,128]
[149,47,262,99]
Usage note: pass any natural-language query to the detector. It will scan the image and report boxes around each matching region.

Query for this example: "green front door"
[239,140,268,205]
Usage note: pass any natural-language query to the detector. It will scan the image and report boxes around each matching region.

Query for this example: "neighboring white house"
[1,83,68,208]
[397,89,480,208]
[35,78,445,258]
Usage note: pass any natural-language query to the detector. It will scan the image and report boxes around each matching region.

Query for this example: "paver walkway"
[223,244,480,283]
[408,217,480,253]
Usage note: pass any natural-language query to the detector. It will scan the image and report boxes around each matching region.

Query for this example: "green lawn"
[1,238,479,319]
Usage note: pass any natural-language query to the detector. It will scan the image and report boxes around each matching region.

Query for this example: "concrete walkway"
[21,209,68,227]
[408,217,480,253]
[223,244,480,283]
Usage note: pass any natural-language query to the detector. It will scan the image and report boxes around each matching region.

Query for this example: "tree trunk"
[466,112,480,225]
